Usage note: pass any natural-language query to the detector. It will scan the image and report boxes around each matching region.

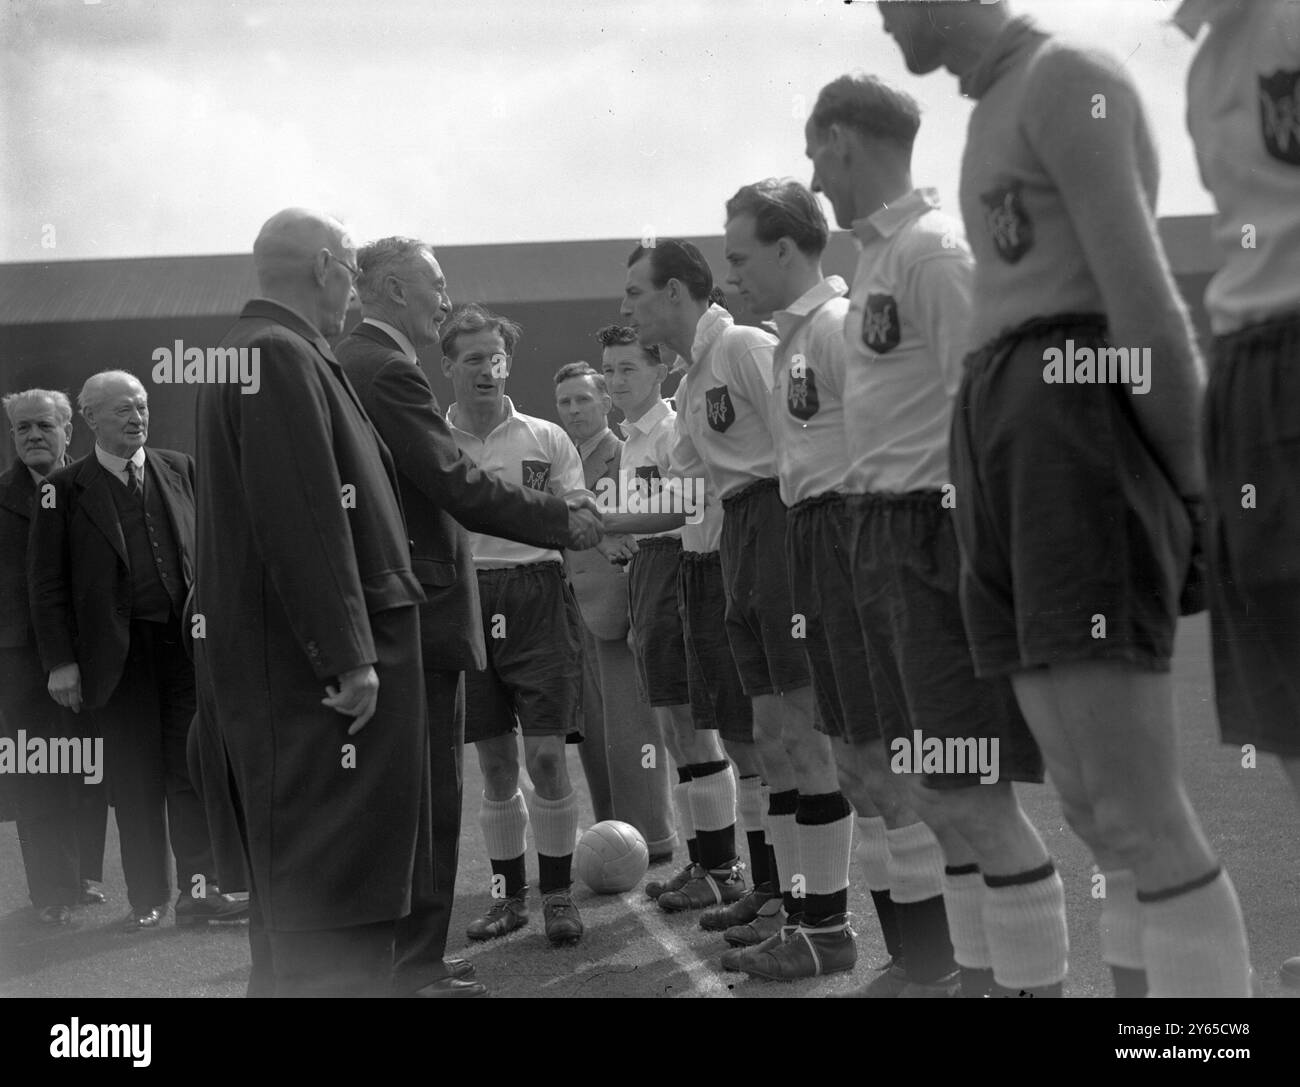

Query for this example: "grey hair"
[78,370,145,415]
[3,388,73,427]
[355,236,434,305]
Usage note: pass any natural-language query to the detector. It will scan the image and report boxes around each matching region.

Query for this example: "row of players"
[447,2,1299,998]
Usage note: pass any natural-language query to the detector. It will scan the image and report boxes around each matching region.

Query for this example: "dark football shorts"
[463,561,584,744]
[1205,310,1300,757]
[951,313,1190,678]
[786,492,882,744]
[849,491,1044,788]
[718,478,811,696]
[678,550,754,744]
[627,536,691,707]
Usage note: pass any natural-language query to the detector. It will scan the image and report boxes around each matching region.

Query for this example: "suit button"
[117,605,129,616]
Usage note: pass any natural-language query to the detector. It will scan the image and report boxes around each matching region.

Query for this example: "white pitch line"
[633,900,732,998]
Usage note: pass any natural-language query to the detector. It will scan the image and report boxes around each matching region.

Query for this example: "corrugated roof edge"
[0,218,1216,326]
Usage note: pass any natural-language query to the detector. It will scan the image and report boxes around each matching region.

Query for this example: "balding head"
[251,207,358,337]
[79,370,149,459]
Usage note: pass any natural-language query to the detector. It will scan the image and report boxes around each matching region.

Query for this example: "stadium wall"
[0,223,1217,472]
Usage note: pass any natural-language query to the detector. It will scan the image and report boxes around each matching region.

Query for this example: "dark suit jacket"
[335,320,569,673]
[0,460,42,651]
[28,449,195,710]
[566,429,630,642]
[194,298,429,930]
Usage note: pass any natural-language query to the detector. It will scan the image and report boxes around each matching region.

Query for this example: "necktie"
[125,460,142,497]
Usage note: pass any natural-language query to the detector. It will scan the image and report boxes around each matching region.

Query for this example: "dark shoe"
[701,885,777,932]
[723,896,786,948]
[37,905,72,925]
[121,905,165,931]
[442,958,476,981]
[741,917,858,981]
[467,893,529,942]
[658,861,746,913]
[542,890,584,947]
[721,925,791,972]
[832,957,909,998]
[410,977,488,998]
[174,891,249,925]
[79,880,106,906]
[646,862,695,900]
[1279,957,1300,989]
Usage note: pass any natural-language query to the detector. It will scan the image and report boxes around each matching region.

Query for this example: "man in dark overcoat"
[194,207,429,996]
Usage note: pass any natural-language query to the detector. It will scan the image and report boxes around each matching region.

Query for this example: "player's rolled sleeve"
[722,334,777,414]
[548,429,592,502]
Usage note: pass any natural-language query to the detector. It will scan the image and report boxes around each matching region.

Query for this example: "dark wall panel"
[0,271,1216,474]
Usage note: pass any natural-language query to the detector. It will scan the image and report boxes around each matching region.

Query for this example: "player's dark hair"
[810,74,921,149]
[595,325,663,367]
[440,303,522,359]
[553,361,608,395]
[707,286,729,312]
[626,239,713,302]
[725,178,829,257]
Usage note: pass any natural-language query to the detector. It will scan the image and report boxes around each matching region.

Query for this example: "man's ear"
[828,122,854,164]
[441,356,454,379]
[311,249,330,287]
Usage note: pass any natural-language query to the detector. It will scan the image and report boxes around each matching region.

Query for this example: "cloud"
[0,0,1212,262]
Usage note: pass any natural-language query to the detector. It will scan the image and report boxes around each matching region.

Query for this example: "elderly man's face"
[555,374,609,446]
[85,380,148,459]
[322,236,360,336]
[10,397,71,476]
[401,251,453,351]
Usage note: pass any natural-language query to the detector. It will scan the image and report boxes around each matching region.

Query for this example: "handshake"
[564,494,638,565]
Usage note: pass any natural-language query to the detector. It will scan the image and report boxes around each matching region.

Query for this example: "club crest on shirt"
[1259,68,1300,165]
[861,294,901,355]
[980,182,1034,263]
[705,385,735,433]
[521,460,551,491]
[633,464,661,483]
[787,366,820,420]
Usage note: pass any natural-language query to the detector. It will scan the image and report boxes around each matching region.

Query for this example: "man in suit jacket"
[1,389,107,925]
[554,363,676,859]
[335,236,602,997]
[28,371,242,930]
[194,208,430,997]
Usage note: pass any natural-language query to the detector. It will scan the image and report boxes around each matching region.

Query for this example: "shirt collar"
[95,444,146,476]
[1173,0,1248,38]
[960,15,1045,100]
[578,426,613,462]
[623,397,670,436]
[773,277,849,341]
[690,304,734,367]
[851,188,942,246]
[446,395,516,436]
[27,466,47,487]
[361,317,418,363]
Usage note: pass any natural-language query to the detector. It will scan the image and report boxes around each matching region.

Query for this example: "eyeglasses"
[325,251,361,284]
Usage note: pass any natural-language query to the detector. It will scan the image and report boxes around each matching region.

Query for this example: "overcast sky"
[2,0,1205,263]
